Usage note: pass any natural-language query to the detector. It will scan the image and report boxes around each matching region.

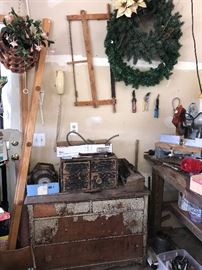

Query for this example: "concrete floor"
[106,263,149,270]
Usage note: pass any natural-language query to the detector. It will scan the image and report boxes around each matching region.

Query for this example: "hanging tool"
[132,90,137,113]
[68,20,78,104]
[107,4,116,113]
[110,69,116,113]
[67,8,116,110]
[134,139,139,170]
[143,92,151,111]
[172,97,181,114]
[154,94,160,118]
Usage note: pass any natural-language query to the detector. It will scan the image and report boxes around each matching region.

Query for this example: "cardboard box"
[190,174,202,196]
[26,182,59,196]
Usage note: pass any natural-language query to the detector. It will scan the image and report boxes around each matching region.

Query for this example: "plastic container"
[157,249,202,270]
[188,204,202,224]
[178,192,190,211]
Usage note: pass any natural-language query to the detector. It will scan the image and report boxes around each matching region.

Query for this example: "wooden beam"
[80,10,97,107]
[8,18,51,250]
[19,72,28,139]
[67,13,109,21]
[67,60,87,65]
[75,99,115,107]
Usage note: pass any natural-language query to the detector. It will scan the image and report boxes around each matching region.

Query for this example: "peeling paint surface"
[82,214,99,222]
[93,198,144,214]
[123,211,143,234]
[55,202,90,216]
[34,219,58,244]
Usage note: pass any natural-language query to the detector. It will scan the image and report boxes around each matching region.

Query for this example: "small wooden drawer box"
[59,154,118,192]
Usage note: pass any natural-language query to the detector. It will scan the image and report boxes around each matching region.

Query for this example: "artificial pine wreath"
[105,0,184,88]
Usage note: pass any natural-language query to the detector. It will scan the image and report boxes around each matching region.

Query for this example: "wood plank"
[75,99,114,106]
[67,13,109,21]
[170,202,202,242]
[0,246,35,269]
[32,213,143,245]
[34,235,143,270]
[149,168,164,237]
[25,185,149,205]
[80,10,97,107]
[185,189,202,209]
[155,142,201,154]
[8,18,51,250]
[19,72,28,139]
[67,60,87,64]
[144,154,188,192]
[144,154,201,208]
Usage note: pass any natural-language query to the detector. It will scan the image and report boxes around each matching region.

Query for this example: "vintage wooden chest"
[25,181,149,270]
[59,154,118,192]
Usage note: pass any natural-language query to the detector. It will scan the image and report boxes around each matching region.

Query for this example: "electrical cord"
[54,95,62,152]
[66,131,119,146]
[190,0,202,94]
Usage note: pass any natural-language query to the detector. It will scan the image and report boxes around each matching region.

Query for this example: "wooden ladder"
[7,18,52,250]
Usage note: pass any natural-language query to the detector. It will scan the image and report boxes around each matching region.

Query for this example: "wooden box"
[59,154,118,192]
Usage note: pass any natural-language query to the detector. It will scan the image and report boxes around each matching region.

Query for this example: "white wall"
[0,1,202,206]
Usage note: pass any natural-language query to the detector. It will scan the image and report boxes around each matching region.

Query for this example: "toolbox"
[59,154,118,192]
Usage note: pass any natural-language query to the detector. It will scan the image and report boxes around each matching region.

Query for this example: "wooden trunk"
[59,155,118,192]
[25,182,149,270]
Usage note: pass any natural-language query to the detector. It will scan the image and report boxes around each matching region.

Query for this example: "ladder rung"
[67,13,109,21]
[75,99,115,107]
[67,60,87,65]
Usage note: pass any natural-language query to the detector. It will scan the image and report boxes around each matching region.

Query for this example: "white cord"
[54,95,62,152]
[25,0,30,16]
[39,90,45,125]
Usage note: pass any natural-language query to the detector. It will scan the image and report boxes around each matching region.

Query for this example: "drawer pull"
[96,178,102,185]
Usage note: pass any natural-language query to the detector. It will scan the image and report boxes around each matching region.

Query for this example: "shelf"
[144,154,202,209]
[170,202,202,242]
[155,142,201,155]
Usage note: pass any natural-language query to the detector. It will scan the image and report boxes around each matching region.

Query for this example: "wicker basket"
[0,36,39,73]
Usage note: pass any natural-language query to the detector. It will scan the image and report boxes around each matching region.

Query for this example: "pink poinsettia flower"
[4,14,14,23]
[34,44,42,51]
[10,40,18,48]
[41,32,48,39]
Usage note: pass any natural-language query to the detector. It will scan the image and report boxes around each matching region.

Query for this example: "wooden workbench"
[144,154,202,242]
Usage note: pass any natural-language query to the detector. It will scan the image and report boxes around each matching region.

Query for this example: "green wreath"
[104,0,184,89]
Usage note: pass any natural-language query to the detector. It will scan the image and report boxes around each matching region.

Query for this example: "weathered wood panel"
[32,201,90,218]
[93,198,144,213]
[32,211,144,244]
[34,234,143,270]
[25,183,149,205]
[61,161,90,191]
[60,155,118,192]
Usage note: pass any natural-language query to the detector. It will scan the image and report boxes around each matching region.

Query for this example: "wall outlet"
[70,122,78,134]
[33,133,46,147]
